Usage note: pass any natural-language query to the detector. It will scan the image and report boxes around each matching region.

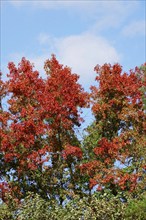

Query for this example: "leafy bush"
[124,193,146,220]
[0,203,14,220]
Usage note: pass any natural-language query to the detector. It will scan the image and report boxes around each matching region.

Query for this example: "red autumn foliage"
[0,58,145,202]
[80,63,146,193]
[0,55,87,201]
[63,145,83,160]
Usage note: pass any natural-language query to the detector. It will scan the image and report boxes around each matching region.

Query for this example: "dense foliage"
[80,63,146,196]
[0,56,146,219]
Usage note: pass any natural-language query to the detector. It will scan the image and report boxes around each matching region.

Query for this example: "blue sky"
[1,0,145,89]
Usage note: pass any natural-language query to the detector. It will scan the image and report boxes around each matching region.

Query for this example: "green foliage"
[0,192,126,220]
[16,193,53,220]
[139,64,146,110]
[124,193,146,220]
[1,192,146,219]
[82,122,101,159]
[0,203,14,220]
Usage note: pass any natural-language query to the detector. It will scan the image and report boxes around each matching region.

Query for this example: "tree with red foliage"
[1,57,145,208]
[80,63,146,196]
[0,55,87,204]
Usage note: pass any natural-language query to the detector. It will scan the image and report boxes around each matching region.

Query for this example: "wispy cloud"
[8,0,25,7]
[38,33,51,45]
[90,1,139,33]
[122,20,146,37]
[9,0,140,34]
[9,0,99,12]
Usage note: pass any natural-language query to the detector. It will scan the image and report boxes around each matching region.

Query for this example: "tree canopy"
[0,56,146,219]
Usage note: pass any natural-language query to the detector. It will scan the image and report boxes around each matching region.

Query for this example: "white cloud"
[55,34,120,87]
[122,20,146,37]
[9,0,99,12]
[7,33,120,88]
[9,0,25,7]
[9,0,139,24]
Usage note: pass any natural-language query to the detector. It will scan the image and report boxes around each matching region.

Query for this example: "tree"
[0,55,87,204]
[1,57,145,218]
[80,63,146,196]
